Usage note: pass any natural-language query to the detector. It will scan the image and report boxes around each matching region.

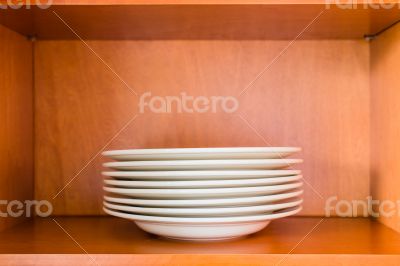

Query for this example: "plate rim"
[103,198,303,215]
[102,147,301,156]
[103,158,303,168]
[101,169,301,178]
[103,175,303,188]
[103,181,303,195]
[103,205,302,223]
[103,189,304,206]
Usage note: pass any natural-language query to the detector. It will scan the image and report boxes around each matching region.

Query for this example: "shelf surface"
[0,4,399,40]
[1,216,400,254]
[4,0,400,5]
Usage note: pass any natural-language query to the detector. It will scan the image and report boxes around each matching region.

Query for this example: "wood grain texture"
[240,40,370,216]
[34,40,369,216]
[0,4,400,40]
[370,22,400,233]
[0,217,400,255]
[0,25,33,231]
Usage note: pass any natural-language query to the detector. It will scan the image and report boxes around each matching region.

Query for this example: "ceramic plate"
[103,206,302,241]
[103,182,303,199]
[102,147,301,161]
[103,159,302,171]
[104,175,302,188]
[103,198,303,217]
[104,189,303,207]
[102,169,301,180]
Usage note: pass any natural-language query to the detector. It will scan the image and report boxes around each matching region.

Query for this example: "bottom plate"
[103,206,302,241]
[135,220,271,242]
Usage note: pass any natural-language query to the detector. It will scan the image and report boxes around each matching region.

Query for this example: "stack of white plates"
[102,147,303,241]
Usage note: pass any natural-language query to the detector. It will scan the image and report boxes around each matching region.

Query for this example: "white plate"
[103,182,303,199]
[103,206,302,241]
[103,159,302,171]
[102,169,301,180]
[103,198,303,217]
[104,189,303,207]
[102,147,300,161]
[104,175,302,188]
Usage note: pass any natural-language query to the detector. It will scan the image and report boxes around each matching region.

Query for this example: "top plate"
[102,147,300,161]
[103,159,302,171]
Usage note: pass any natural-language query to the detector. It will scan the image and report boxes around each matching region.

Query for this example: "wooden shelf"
[1,217,400,264]
[0,4,399,40]
[6,0,400,5]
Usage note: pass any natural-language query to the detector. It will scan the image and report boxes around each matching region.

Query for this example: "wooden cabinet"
[1,1,400,265]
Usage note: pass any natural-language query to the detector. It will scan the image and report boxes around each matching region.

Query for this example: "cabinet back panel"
[0,25,33,230]
[34,40,369,215]
[371,22,400,232]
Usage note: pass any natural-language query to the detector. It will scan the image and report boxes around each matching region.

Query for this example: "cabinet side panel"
[371,23,400,233]
[34,40,369,216]
[0,25,33,231]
